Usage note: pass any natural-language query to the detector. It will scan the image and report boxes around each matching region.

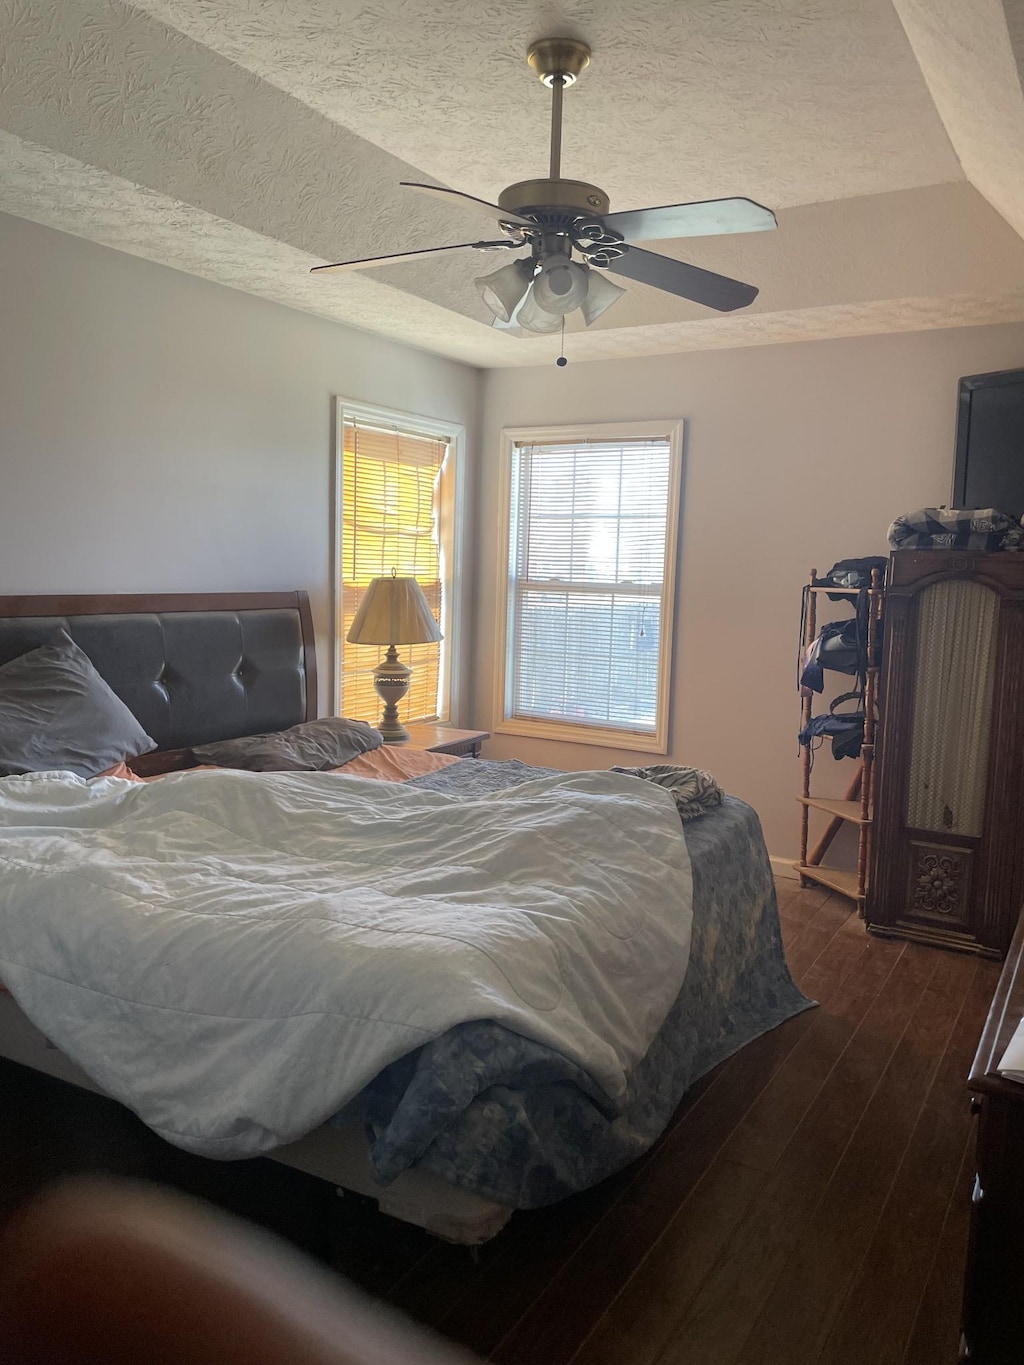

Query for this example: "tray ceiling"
[2,0,1024,367]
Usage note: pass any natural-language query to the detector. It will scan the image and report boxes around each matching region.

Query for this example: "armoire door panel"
[867,552,1024,958]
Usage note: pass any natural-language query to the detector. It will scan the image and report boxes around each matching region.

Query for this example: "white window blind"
[505,436,674,738]
[339,418,450,725]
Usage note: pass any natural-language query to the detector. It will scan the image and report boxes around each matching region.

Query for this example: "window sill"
[495,717,668,754]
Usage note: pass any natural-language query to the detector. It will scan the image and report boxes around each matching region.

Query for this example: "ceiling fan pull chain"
[557,314,568,367]
[549,74,565,180]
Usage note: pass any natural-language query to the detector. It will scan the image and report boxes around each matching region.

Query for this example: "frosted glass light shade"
[532,256,588,314]
[346,574,442,646]
[475,258,533,323]
[515,285,563,333]
[580,267,626,325]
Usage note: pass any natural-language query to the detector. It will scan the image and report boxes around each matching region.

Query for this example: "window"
[496,421,683,752]
[333,401,463,724]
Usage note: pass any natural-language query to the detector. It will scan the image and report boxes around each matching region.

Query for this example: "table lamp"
[345,570,443,742]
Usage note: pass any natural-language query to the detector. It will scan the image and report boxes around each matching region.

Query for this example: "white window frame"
[493,418,684,754]
[332,397,467,722]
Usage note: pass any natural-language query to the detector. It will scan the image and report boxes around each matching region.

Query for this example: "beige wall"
[475,324,1024,859]
[0,212,480,708]
[6,211,1024,862]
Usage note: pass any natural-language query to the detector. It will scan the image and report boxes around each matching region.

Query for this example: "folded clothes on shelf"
[888,507,1024,552]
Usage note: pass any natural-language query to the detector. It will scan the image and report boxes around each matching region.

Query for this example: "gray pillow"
[0,631,156,779]
[191,717,383,772]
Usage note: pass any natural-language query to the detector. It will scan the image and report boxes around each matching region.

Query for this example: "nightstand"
[395,725,489,758]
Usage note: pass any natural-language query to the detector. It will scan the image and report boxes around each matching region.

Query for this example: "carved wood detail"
[908,842,972,930]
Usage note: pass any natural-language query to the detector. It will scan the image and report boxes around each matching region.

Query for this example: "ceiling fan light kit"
[579,267,627,326]
[515,288,564,334]
[475,257,535,322]
[313,36,778,362]
[532,253,589,314]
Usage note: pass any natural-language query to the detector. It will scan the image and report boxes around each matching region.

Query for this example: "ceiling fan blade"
[400,182,533,227]
[603,197,777,242]
[311,241,514,274]
[606,245,758,312]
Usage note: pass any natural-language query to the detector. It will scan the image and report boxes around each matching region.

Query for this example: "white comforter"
[0,767,693,1158]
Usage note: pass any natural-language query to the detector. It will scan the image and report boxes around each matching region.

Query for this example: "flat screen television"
[953,367,1024,518]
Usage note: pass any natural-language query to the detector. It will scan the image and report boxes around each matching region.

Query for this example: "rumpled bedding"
[609,763,723,821]
[0,765,694,1160]
[0,751,812,1209]
[98,746,461,784]
[348,759,814,1207]
[190,716,383,772]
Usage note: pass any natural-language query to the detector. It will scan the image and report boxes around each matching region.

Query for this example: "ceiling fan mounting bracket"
[526,38,591,87]
[498,179,610,219]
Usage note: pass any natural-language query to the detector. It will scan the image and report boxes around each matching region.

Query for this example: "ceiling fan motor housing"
[498,181,624,268]
[498,179,610,222]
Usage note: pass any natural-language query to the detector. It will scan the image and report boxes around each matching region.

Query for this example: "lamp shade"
[475,258,533,323]
[532,255,589,315]
[515,284,563,334]
[346,574,442,646]
[580,266,626,326]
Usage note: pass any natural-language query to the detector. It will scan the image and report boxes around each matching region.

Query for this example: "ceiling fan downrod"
[549,74,564,179]
[526,38,591,183]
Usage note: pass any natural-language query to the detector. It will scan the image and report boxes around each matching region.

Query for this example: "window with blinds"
[338,414,453,725]
[499,424,682,752]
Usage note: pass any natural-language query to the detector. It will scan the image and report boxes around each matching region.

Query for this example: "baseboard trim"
[769,855,800,881]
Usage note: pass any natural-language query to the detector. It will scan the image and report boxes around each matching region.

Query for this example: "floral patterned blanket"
[344,760,814,1208]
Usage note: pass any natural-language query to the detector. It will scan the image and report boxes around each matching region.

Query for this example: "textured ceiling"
[125,0,960,209]
[2,0,1024,367]
[893,0,1024,241]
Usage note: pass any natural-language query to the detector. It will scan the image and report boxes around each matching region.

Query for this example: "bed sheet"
[336,745,461,780]
[341,759,815,1208]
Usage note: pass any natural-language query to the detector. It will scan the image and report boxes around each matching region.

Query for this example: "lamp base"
[373,645,412,744]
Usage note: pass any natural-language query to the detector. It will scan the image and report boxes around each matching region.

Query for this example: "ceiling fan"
[312,38,776,342]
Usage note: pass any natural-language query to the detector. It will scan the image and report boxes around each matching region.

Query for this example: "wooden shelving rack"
[795,567,884,907]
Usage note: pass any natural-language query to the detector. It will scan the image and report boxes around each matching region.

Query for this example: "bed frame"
[0,591,512,1244]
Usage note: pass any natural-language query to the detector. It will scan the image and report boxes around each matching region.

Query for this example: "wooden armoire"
[866,551,1024,958]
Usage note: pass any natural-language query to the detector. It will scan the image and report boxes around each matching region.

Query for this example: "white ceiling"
[2,0,1024,367]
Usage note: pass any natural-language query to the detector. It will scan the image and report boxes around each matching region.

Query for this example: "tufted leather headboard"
[0,592,317,763]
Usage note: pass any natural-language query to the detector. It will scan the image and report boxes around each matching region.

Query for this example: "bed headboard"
[0,592,317,761]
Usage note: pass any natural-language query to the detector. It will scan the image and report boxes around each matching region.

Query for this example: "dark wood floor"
[0,881,997,1364]
[335,881,997,1365]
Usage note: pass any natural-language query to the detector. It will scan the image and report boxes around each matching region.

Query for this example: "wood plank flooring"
[358,882,997,1365]
[0,881,997,1364]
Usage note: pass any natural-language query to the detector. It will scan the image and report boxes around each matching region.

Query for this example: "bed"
[0,591,813,1244]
